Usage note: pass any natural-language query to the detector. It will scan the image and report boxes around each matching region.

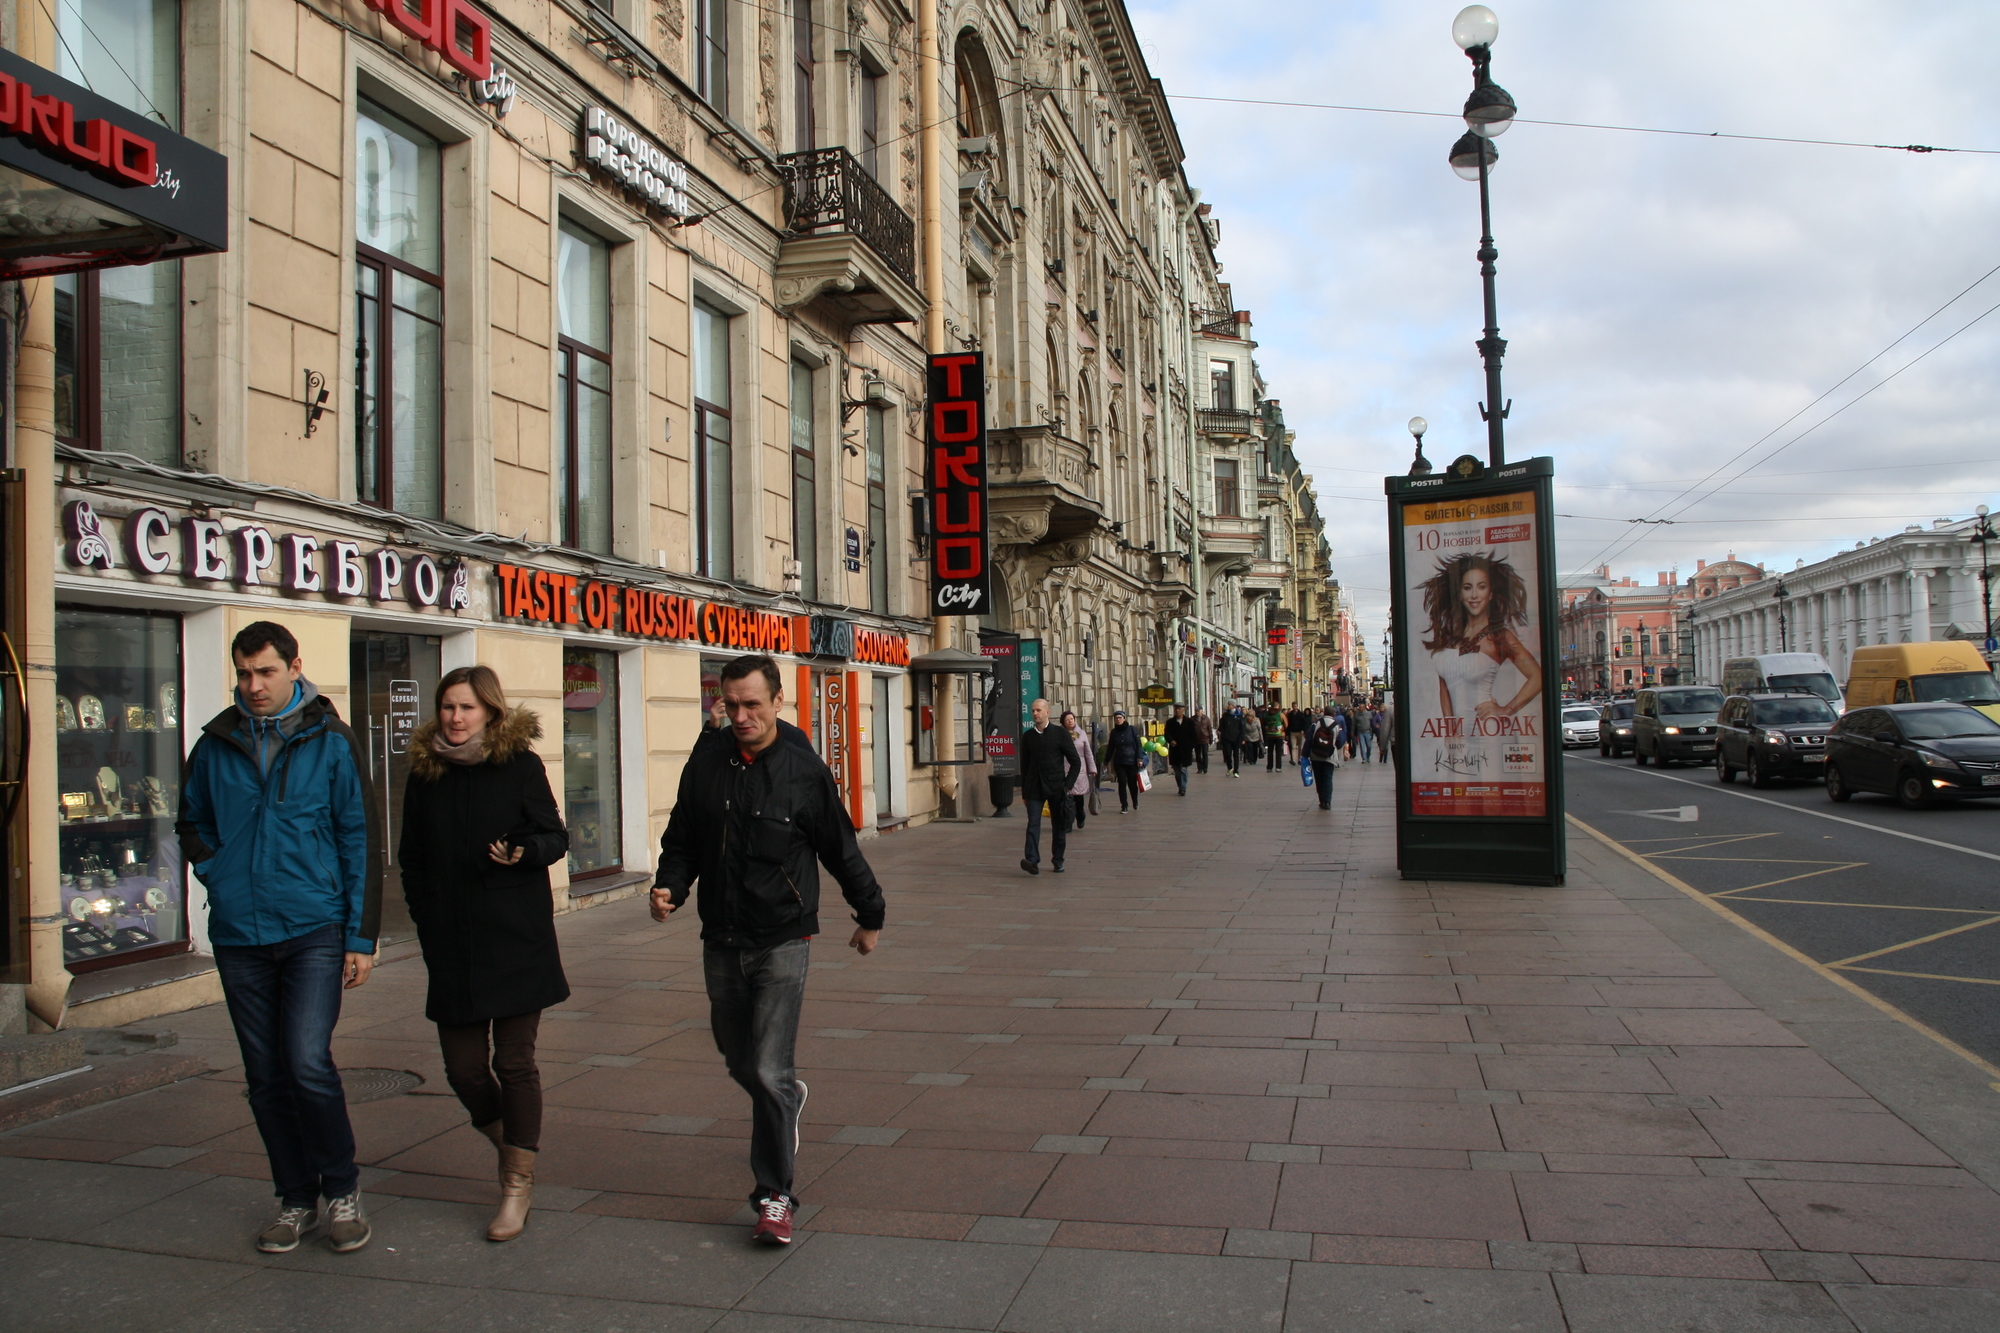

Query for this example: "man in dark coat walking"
[1163,704,1198,796]
[652,655,887,1247]
[1019,697,1083,873]
[1106,708,1145,809]
[1218,705,1246,777]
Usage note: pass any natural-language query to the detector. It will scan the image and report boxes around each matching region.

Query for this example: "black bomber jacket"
[654,730,887,949]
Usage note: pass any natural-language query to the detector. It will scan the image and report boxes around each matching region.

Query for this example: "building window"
[792,0,814,150]
[54,605,187,971]
[355,101,444,518]
[556,219,613,553]
[1621,632,1634,656]
[57,0,179,127]
[789,359,819,595]
[866,406,889,612]
[693,301,733,580]
[694,0,729,110]
[859,58,882,177]
[1214,458,1240,517]
[562,647,622,878]
[52,264,182,464]
[1210,359,1235,410]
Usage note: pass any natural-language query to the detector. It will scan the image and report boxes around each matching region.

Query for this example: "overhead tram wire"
[1560,261,2000,579]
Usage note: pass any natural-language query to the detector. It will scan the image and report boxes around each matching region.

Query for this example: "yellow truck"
[1844,642,2000,722]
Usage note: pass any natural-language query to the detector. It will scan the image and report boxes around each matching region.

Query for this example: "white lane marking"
[1569,755,2000,865]
[1615,805,1700,823]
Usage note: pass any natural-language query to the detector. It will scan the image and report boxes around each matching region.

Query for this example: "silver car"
[1560,705,1601,748]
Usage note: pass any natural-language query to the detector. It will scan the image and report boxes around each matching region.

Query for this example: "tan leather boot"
[487,1144,535,1242]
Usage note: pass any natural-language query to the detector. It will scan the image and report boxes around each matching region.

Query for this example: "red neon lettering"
[59,104,109,167]
[935,490,982,534]
[109,125,155,186]
[932,401,979,443]
[932,354,978,398]
[496,564,516,617]
[936,536,984,579]
[933,445,981,488]
[530,570,551,621]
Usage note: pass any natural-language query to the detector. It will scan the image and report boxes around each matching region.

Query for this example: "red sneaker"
[751,1194,795,1245]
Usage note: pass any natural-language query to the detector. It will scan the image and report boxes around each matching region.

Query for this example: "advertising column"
[1386,456,1564,885]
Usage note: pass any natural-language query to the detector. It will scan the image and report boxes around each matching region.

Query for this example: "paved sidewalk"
[5,758,2000,1331]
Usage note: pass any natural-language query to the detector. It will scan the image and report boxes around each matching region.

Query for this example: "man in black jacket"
[652,655,886,1247]
[1163,704,1198,796]
[1218,705,1246,776]
[1019,697,1082,874]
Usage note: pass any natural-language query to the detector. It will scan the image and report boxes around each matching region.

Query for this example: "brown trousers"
[436,1011,543,1150]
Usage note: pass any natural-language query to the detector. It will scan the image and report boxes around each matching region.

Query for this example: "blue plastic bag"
[1301,752,1314,787]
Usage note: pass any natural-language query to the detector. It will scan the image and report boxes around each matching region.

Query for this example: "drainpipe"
[917,0,959,809]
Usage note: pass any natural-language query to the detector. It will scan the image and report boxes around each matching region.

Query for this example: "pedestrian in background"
[652,655,886,1246]
[400,666,569,1243]
[1164,704,1198,796]
[1218,705,1245,776]
[1286,707,1307,763]
[1356,704,1376,764]
[1018,698,1081,873]
[1062,709,1097,828]
[1193,707,1213,773]
[177,621,379,1255]
[1305,705,1341,809]
[1263,705,1286,771]
[1108,708,1144,810]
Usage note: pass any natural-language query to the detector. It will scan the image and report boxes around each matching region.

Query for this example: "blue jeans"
[1172,764,1188,794]
[1023,786,1071,866]
[212,922,358,1207]
[1358,732,1374,761]
[705,939,810,1204]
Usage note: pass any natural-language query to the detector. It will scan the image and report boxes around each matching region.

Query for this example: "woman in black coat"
[399,666,568,1243]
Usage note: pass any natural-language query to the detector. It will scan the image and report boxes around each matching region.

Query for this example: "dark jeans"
[705,939,810,1205]
[212,922,358,1207]
[1194,744,1209,773]
[1071,794,1088,828]
[1266,740,1284,770]
[1312,760,1336,808]
[1220,742,1240,773]
[437,1011,543,1150]
[1114,761,1141,809]
[1024,786,1071,866]
[1172,764,1188,795]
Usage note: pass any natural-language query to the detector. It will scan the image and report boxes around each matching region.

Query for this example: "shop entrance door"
[349,632,441,945]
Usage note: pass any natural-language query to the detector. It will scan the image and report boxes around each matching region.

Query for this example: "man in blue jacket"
[178,621,380,1255]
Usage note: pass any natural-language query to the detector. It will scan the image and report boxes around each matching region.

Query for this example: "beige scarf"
[431,730,487,766]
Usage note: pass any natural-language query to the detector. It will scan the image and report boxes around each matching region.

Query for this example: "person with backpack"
[1305,705,1342,809]
[1262,705,1286,771]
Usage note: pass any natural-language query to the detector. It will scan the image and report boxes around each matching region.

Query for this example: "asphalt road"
[1559,746,2000,1072]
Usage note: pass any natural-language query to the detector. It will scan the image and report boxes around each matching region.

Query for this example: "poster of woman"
[1401,490,1547,817]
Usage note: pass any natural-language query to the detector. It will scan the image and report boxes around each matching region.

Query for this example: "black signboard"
[1386,455,1565,886]
[978,632,1020,777]
[0,46,229,278]
[927,351,991,616]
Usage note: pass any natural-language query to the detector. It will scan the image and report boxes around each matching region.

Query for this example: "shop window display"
[53,606,186,969]
[562,646,622,878]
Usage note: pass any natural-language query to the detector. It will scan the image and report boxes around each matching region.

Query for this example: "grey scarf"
[431,731,487,766]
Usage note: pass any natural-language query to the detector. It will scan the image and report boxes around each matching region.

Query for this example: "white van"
[1721,653,1844,712]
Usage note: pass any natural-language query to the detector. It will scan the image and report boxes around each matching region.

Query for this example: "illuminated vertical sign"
[927,350,990,615]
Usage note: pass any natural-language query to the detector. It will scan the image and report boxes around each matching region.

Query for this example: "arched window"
[954,31,1006,189]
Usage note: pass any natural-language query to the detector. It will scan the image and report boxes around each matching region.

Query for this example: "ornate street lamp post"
[1773,577,1791,653]
[1407,416,1432,477]
[1448,5,1517,468]
[1973,505,1997,655]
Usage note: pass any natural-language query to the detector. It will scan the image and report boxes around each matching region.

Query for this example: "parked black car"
[1598,700,1636,757]
[1715,692,1838,787]
[1824,704,2000,809]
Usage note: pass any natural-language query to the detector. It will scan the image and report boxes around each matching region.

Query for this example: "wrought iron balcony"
[1198,407,1259,437]
[778,147,916,288]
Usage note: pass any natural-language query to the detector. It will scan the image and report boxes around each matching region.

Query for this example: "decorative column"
[1910,569,1930,643]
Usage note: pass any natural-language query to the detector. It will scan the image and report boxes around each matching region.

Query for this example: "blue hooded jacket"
[176,679,382,954]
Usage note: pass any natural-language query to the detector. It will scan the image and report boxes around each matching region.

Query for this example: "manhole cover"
[340,1068,423,1103]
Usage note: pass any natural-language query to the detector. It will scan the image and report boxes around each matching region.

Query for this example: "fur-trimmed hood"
[407,706,544,782]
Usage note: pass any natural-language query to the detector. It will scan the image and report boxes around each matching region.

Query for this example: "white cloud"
[1128,0,2000,636]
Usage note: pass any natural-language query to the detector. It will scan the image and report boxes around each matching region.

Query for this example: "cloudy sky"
[1125,0,2000,648]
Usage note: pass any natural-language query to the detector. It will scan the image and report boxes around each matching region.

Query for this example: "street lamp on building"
[1448,5,1517,468]
[1973,505,1997,655]
[1636,617,1649,685]
[1407,417,1432,477]
[1773,577,1791,653]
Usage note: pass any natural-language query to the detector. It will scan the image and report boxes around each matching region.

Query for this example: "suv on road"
[1825,703,2000,808]
[1598,700,1635,756]
[1715,692,1838,787]
[1633,685,1726,766]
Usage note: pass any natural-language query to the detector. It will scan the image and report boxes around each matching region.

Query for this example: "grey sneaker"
[257,1204,317,1253]
[324,1189,371,1253]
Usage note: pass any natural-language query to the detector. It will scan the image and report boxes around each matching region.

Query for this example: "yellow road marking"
[1826,915,2000,968]
[1838,965,2000,986]
[1567,814,2000,1085]
[1720,895,1992,914]
[1622,833,1781,849]
[1704,863,1868,895]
